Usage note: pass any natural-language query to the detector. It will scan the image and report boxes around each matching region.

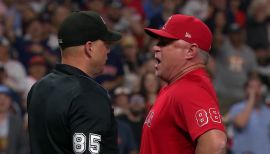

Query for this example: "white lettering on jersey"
[89,133,101,154]
[195,109,208,127]
[144,111,154,127]
[195,108,222,127]
[209,108,222,123]
[73,133,101,154]
[73,133,86,153]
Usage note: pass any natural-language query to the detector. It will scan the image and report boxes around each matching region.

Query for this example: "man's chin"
[155,71,161,77]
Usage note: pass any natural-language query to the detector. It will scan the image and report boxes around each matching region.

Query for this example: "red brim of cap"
[144,28,178,39]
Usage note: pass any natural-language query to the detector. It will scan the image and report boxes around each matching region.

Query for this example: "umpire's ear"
[185,43,198,60]
[84,41,93,58]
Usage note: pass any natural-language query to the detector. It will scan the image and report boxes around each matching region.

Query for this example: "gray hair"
[198,49,209,65]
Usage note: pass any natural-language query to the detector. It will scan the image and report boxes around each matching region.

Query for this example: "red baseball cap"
[144,14,212,52]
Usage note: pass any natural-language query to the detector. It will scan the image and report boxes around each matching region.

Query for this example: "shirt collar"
[54,64,91,78]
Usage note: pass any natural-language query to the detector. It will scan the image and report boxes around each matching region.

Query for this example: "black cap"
[58,11,122,49]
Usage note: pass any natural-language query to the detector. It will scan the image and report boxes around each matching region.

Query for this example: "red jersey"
[140,69,225,154]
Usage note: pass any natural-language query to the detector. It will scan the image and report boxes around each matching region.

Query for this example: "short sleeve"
[174,84,225,142]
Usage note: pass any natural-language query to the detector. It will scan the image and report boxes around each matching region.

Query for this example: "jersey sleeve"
[68,91,117,154]
[173,83,225,142]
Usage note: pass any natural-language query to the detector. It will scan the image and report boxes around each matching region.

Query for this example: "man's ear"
[185,44,198,60]
[84,41,93,58]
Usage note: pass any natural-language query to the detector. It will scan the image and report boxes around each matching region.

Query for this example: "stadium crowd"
[0,0,270,153]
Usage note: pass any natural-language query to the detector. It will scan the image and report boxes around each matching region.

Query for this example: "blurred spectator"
[213,23,258,115]
[206,10,228,54]
[0,66,12,89]
[117,119,138,154]
[181,0,209,20]
[138,39,156,75]
[51,5,71,30]
[121,35,141,92]
[139,72,160,113]
[26,56,47,86]
[0,0,22,40]
[0,65,22,115]
[83,0,106,13]
[0,66,5,85]
[28,0,46,14]
[173,0,187,14]
[95,45,124,92]
[139,58,156,75]
[228,76,270,154]
[254,45,270,88]
[14,18,44,66]
[246,0,269,49]
[148,0,178,29]
[0,85,29,154]
[238,0,253,12]
[19,4,38,33]
[24,56,47,108]
[113,86,131,116]
[143,0,162,20]
[122,0,145,19]
[210,0,227,11]
[15,18,60,69]
[128,14,145,49]
[227,0,246,27]
[105,0,128,32]
[0,37,27,95]
[118,93,145,149]
[46,5,71,66]
[41,20,59,53]
[0,0,7,16]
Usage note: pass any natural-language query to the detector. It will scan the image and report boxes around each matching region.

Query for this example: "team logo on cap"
[162,16,172,30]
[100,16,106,24]
[185,32,191,38]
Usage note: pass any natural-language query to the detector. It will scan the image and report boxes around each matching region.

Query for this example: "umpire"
[27,11,121,154]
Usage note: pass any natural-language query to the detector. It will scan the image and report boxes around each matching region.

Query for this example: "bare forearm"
[234,98,255,128]
[195,130,227,154]
[196,142,226,154]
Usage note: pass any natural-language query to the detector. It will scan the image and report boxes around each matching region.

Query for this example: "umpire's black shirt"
[27,64,118,154]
